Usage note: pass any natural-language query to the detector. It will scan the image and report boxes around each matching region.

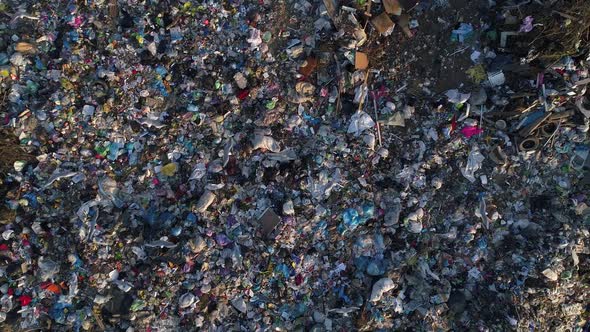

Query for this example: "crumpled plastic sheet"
[461,125,484,138]
[252,135,282,152]
[98,177,124,208]
[247,28,263,49]
[42,170,81,189]
[76,200,100,241]
[308,168,342,201]
[189,163,207,181]
[461,145,485,183]
[267,148,298,162]
[519,16,534,33]
[445,89,471,104]
[451,23,474,42]
[347,111,375,136]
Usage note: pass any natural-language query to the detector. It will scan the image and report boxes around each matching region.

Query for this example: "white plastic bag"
[347,111,375,136]
[461,145,485,183]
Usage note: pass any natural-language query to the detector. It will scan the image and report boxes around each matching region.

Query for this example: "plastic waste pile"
[0,0,589,331]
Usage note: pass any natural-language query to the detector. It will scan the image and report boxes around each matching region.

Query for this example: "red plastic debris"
[19,295,32,306]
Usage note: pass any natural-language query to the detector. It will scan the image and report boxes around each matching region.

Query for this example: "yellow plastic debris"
[161,163,178,176]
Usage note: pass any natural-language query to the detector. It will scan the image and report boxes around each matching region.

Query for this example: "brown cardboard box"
[371,12,395,36]
[355,52,369,70]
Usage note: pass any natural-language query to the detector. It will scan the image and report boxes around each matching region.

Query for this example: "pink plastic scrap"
[461,126,484,138]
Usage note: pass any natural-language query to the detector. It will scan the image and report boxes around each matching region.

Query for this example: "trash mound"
[0,0,589,331]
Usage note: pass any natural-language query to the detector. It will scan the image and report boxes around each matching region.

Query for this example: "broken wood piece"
[372,91,383,147]
[323,0,338,20]
[357,71,370,112]
[547,109,575,121]
[520,100,540,113]
[365,0,372,17]
[353,27,368,47]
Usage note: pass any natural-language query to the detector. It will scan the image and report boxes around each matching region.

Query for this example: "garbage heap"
[0,0,589,331]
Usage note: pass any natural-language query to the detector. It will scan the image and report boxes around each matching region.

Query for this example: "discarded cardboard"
[300,57,318,77]
[371,12,396,36]
[355,52,369,70]
[15,42,36,53]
